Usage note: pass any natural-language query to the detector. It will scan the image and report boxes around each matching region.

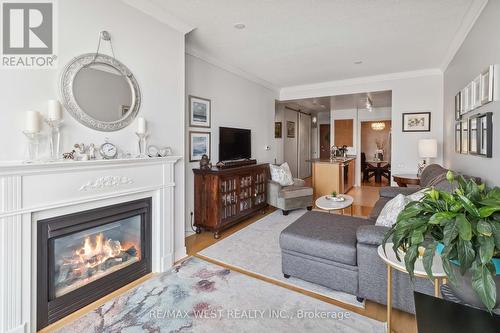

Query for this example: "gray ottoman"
[279,211,372,296]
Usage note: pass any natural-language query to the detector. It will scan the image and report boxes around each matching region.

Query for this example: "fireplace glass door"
[52,215,142,298]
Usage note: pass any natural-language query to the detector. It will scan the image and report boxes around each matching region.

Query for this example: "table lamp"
[418,139,437,176]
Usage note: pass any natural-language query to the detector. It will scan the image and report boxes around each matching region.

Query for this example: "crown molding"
[440,0,488,71]
[120,0,195,34]
[186,46,280,93]
[279,68,443,100]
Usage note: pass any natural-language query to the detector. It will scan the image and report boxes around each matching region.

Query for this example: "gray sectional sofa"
[279,164,466,314]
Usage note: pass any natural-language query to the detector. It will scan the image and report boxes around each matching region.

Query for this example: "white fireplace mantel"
[0,157,182,333]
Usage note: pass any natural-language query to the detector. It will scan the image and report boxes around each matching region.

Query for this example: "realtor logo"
[1,0,57,68]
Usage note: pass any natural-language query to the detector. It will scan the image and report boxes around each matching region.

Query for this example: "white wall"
[0,0,187,259]
[185,54,278,235]
[280,72,444,183]
[444,0,500,186]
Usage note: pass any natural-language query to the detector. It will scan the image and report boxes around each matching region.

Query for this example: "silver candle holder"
[23,131,41,163]
[135,132,149,158]
[45,119,63,161]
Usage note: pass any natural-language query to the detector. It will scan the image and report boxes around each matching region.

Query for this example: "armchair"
[267,178,313,215]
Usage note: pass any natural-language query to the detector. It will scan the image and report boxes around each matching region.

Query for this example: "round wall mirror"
[60,53,141,132]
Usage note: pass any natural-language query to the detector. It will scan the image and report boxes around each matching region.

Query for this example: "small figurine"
[88,143,96,160]
[63,150,76,160]
[199,154,212,170]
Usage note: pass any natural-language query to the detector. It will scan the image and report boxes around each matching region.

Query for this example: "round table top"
[315,195,353,211]
[393,174,420,180]
[377,243,446,278]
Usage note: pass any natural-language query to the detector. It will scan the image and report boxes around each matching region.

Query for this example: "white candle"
[47,100,62,121]
[137,117,146,134]
[25,111,41,133]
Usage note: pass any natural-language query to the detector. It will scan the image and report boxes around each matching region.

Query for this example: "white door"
[298,113,311,179]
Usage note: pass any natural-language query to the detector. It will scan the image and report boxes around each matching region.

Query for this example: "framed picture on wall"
[275,122,282,138]
[402,112,431,132]
[455,122,461,153]
[481,66,495,105]
[478,112,493,157]
[189,95,211,128]
[286,121,295,138]
[471,75,482,110]
[454,92,461,121]
[189,131,211,162]
[469,117,478,154]
[461,119,469,154]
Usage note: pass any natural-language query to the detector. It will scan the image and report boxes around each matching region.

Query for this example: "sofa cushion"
[269,162,294,186]
[279,186,313,199]
[279,211,373,266]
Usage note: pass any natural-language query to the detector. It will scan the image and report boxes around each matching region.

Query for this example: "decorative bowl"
[327,195,345,202]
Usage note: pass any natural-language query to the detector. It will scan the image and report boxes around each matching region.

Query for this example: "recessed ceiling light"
[234,23,246,29]
[354,61,363,65]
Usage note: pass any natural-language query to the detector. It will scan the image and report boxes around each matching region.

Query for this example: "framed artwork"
[189,131,211,162]
[274,122,282,138]
[469,117,478,154]
[454,92,461,121]
[461,86,470,115]
[189,95,211,128]
[471,75,482,110]
[478,112,493,157]
[455,122,461,153]
[480,66,494,105]
[461,119,469,154]
[402,112,431,132]
[286,121,295,138]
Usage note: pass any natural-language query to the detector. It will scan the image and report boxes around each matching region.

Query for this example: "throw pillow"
[269,162,294,186]
[375,194,406,228]
[405,188,427,204]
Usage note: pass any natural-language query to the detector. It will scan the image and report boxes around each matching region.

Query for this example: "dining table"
[366,160,389,183]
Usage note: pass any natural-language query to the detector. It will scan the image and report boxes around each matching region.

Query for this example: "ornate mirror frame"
[60,53,141,132]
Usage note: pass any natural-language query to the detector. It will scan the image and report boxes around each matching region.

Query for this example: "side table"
[377,243,446,332]
[392,174,420,187]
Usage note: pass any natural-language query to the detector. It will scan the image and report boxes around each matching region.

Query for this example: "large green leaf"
[457,195,480,218]
[478,206,500,218]
[478,236,495,264]
[404,245,419,279]
[441,257,458,286]
[429,212,456,225]
[410,229,424,244]
[455,214,472,240]
[456,239,475,274]
[422,241,438,279]
[443,220,459,245]
[492,222,500,249]
[477,220,493,237]
[471,262,497,311]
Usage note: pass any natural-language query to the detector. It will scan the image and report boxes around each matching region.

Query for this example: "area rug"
[198,209,364,308]
[56,257,385,333]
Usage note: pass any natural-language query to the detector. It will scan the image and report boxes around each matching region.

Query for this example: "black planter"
[448,264,500,311]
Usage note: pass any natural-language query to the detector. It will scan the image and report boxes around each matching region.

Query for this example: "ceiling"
[280,90,391,113]
[144,0,481,89]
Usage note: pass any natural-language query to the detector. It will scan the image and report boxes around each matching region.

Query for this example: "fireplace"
[37,198,152,330]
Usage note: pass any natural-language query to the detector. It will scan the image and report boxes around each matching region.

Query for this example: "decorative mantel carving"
[79,176,134,191]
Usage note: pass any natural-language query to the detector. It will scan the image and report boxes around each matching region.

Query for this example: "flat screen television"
[219,127,251,161]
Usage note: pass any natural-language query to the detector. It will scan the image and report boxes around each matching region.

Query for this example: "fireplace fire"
[37,198,152,329]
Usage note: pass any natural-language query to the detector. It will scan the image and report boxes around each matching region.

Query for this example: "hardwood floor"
[186,184,417,333]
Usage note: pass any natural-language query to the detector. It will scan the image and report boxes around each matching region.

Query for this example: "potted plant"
[382,171,500,311]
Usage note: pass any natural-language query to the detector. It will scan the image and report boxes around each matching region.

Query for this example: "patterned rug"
[199,209,363,308]
[56,257,385,333]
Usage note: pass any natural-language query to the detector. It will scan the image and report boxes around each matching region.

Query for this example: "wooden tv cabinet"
[193,164,268,239]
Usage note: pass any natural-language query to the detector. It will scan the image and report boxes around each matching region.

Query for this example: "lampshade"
[418,139,437,158]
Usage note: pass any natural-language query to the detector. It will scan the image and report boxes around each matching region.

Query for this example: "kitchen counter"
[307,157,356,164]
[310,157,356,197]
